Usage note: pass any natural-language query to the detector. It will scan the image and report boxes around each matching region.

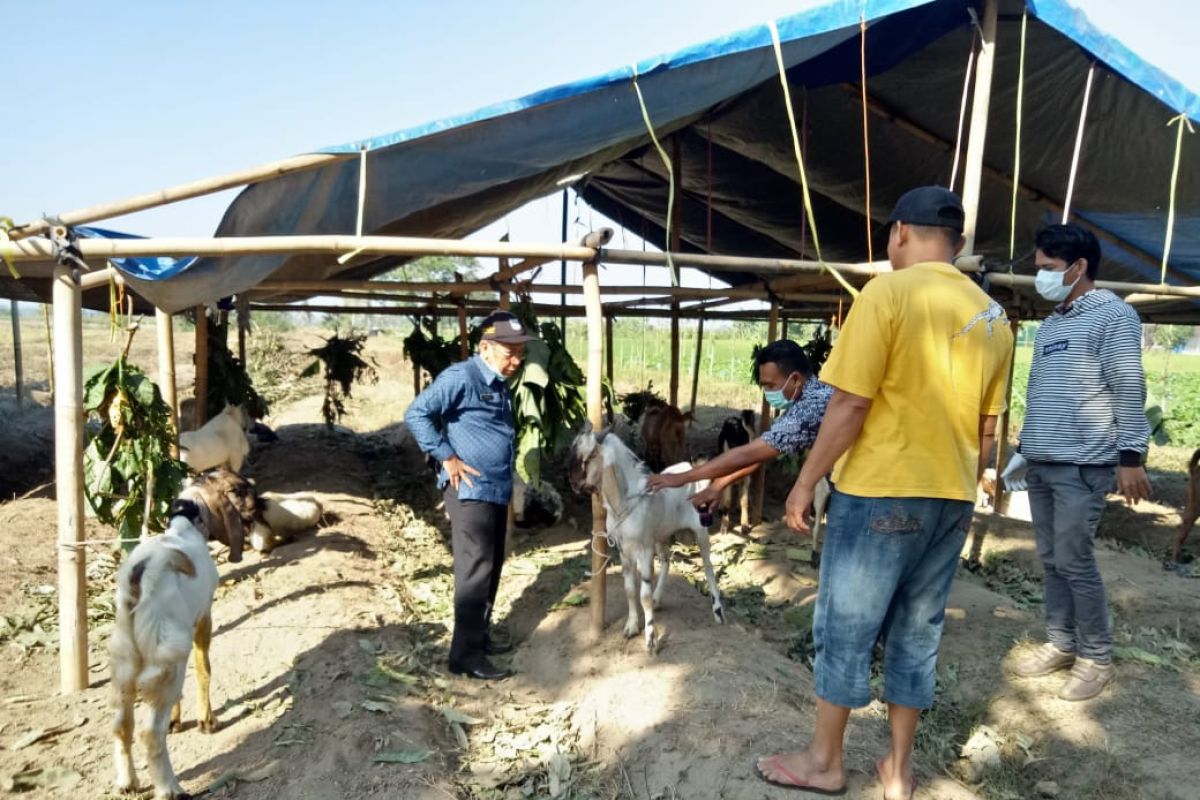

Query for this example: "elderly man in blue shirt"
[405,310,537,681]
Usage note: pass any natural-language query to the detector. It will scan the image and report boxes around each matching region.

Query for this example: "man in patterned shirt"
[645,339,832,506]
[405,310,537,681]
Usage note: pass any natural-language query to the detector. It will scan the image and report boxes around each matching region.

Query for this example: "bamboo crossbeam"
[247,302,831,322]
[11,153,349,240]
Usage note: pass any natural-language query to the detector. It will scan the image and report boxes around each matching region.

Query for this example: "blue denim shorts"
[812,490,973,709]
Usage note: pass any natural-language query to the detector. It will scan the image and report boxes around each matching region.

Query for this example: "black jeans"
[444,486,508,666]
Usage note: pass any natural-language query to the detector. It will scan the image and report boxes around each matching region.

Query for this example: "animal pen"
[1,0,1198,694]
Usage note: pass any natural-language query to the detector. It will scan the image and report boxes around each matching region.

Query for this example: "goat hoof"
[623,621,640,639]
[168,720,183,734]
[198,716,218,734]
[713,606,726,625]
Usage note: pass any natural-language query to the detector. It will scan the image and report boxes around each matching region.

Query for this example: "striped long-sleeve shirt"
[1018,289,1149,467]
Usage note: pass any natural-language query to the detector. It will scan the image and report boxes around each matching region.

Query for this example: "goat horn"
[595,426,610,444]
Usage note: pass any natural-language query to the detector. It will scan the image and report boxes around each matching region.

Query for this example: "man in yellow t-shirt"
[756,187,1013,799]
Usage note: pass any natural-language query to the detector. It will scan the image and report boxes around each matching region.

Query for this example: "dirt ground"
[1,331,1199,799]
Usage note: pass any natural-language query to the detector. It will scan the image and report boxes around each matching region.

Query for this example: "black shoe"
[485,638,513,655]
[448,658,512,681]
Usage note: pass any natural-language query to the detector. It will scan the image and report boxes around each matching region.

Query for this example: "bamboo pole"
[236,296,249,366]
[749,303,780,525]
[53,266,87,693]
[583,261,607,636]
[193,306,209,429]
[10,300,22,405]
[156,309,179,458]
[249,302,841,322]
[560,189,568,334]
[689,316,705,414]
[960,0,999,255]
[496,247,512,310]
[669,137,683,408]
[42,303,54,404]
[605,314,615,424]
[455,274,468,360]
[12,152,349,240]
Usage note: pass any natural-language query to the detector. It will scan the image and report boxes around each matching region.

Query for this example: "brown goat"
[640,404,692,472]
[1174,448,1200,562]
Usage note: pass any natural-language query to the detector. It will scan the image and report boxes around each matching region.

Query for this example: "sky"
[3,0,1198,301]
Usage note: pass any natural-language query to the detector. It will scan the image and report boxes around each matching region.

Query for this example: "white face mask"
[1034,264,1080,303]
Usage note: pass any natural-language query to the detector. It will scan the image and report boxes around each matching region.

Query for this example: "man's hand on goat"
[646,471,687,492]
[443,456,481,490]
[1117,465,1152,506]
[1001,452,1029,492]
[688,484,721,511]
[785,480,815,533]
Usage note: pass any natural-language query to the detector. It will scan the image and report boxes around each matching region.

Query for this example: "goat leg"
[111,672,137,792]
[141,665,190,799]
[193,614,217,733]
[652,543,670,610]
[694,527,725,625]
[622,558,641,638]
[638,550,658,652]
[1175,514,1198,563]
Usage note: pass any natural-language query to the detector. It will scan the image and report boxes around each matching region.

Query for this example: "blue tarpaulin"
[9,0,1200,319]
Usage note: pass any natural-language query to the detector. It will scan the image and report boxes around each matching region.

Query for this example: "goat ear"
[215,495,245,563]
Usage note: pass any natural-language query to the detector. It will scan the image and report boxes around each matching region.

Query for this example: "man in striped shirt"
[1005,223,1152,701]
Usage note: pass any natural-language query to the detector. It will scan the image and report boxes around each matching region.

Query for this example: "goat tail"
[114,548,197,684]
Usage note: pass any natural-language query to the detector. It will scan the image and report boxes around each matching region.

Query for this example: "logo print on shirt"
[1043,340,1069,356]
[953,301,1007,339]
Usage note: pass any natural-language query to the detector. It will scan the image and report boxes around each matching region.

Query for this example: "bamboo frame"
[749,303,780,525]
[583,261,607,635]
[605,314,615,424]
[193,306,209,429]
[156,309,179,458]
[960,0,999,255]
[10,299,22,405]
[689,316,705,414]
[53,266,87,693]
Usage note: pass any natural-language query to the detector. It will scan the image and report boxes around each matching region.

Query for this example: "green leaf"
[373,750,432,764]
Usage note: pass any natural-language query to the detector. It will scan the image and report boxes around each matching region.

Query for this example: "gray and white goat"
[569,423,724,651]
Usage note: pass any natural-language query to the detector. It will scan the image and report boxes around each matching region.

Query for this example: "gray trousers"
[1026,462,1116,663]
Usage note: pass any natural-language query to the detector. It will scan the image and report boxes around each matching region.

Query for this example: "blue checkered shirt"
[405,355,516,505]
[759,377,833,454]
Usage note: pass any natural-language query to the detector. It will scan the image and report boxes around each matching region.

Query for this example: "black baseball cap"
[478,310,538,344]
[888,186,965,233]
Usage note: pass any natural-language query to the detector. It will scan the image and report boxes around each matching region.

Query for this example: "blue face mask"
[764,374,799,411]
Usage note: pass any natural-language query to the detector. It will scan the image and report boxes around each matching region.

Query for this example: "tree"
[1152,324,1192,352]
[376,255,481,283]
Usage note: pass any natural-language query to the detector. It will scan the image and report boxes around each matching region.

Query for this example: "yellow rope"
[768,20,858,298]
[337,146,370,265]
[630,64,678,285]
[1008,11,1027,264]
[1162,113,1196,284]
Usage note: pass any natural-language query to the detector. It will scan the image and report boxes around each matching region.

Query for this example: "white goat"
[570,424,724,652]
[179,404,251,474]
[250,491,324,553]
[110,499,219,800]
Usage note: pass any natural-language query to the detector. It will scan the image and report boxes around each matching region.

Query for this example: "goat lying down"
[252,491,324,554]
[111,499,219,800]
[180,469,324,559]
[179,404,251,474]
[570,423,724,652]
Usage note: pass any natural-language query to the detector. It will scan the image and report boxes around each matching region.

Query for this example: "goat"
[1174,448,1200,562]
[716,410,755,533]
[250,491,324,554]
[110,498,219,800]
[178,467,258,563]
[569,423,723,652]
[179,404,251,474]
[640,404,692,472]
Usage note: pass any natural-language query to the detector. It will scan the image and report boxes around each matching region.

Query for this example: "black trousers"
[444,486,508,665]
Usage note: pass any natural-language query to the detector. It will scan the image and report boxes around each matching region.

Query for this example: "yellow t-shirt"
[820,261,1013,501]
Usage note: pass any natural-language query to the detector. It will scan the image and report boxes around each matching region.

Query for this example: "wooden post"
[668,137,683,408]
[583,260,607,635]
[10,300,22,405]
[689,316,705,414]
[42,303,54,404]
[993,319,1021,513]
[605,314,615,424]
[156,309,179,458]
[749,303,781,525]
[560,189,568,334]
[455,274,469,360]
[781,315,789,341]
[193,306,209,429]
[960,0,999,255]
[53,266,87,692]
[236,295,249,366]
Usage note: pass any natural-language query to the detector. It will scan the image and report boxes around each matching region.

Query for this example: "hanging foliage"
[748,324,835,385]
[300,330,378,428]
[402,319,462,384]
[83,357,188,549]
[617,381,666,425]
[204,322,269,421]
